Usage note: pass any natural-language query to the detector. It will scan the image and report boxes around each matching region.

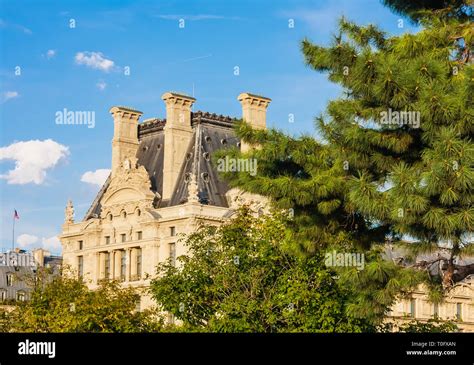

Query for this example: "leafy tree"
[396,318,458,332]
[1,269,163,333]
[150,208,373,332]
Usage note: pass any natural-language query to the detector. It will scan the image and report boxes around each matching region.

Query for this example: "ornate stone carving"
[100,158,155,219]
[187,173,199,203]
[225,188,269,215]
[65,199,74,224]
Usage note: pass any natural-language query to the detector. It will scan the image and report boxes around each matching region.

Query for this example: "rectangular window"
[410,299,416,318]
[0,291,6,301]
[169,243,176,267]
[105,236,110,245]
[137,231,142,240]
[104,252,110,279]
[78,240,83,250]
[6,273,14,287]
[136,248,142,278]
[456,303,462,321]
[78,256,84,278]
[121,252,126,280]
[121,234,126,243]
[170,226,176,237]
[433,303,439,318]
[17,292,25,302]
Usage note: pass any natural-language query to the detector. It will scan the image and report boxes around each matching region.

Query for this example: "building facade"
[0,248,61,305]
[388,276,474,332]
[59,92,270,309]
[59,90,473,331]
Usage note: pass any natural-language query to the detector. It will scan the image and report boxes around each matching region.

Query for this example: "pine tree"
[302,9,473,289]
[216,0,473,318]
[382,0,473,23]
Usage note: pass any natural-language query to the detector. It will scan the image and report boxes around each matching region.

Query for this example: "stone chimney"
[161,92,196,201]
[109,106,143,177]
[237,93,271,152]
[33,248,45,267]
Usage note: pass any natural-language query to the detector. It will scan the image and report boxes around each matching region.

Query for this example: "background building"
[60,91,269,310]
[0,248,62,306]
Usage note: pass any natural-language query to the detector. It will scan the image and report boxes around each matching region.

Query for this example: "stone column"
[125,248,131,282]
[95,252,100,283]
[99,252,106,280]
[130,248,138,280]
[114,250,122,280]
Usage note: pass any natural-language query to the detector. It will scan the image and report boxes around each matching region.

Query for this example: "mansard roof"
[84,111,239,220]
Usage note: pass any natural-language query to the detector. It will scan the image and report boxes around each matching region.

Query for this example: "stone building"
[59,90,473,331]
[59,92,270,309]
[388,275,474,332]
[0,248,61,305]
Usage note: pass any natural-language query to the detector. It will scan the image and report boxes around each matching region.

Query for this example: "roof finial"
[187,173,199,203]
[65,199,74,224]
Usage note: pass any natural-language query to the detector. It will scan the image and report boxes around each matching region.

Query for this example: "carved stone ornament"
[225,188,269,214]
[100,157,155,218]
[65,199,75,224]
[187,173,199,203]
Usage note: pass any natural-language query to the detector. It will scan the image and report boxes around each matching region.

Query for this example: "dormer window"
[16,291,26,302]
[6,273,14,287]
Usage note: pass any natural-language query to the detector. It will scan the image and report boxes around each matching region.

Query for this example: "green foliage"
[1,269,164,333]
[397,318,458,332]
[381,0,473,23]
[150,208,373,332]
[213,0,473,324]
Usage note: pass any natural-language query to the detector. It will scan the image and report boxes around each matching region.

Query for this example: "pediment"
[100,158,156,215]
[102,187,149,206]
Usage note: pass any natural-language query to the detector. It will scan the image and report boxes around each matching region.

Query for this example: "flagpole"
[12,211,15,251]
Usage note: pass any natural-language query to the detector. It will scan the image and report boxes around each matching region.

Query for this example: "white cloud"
[16,234,62,253]
[96,80,107,90]
[46,49,56,59]
[42,236,61,252]
[81,169,110,186]
[0,139,69,184]
[75,51,115,72]
[17,234,39,248]
[1,91,19,103]
[0,19,32,34]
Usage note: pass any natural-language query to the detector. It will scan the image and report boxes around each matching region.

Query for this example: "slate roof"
[84,111,239,220]
[0,266,35,301]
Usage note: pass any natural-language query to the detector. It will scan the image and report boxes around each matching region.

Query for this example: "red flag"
[13,210,19,220]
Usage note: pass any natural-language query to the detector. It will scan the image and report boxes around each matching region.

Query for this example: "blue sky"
[0,0,418,254]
